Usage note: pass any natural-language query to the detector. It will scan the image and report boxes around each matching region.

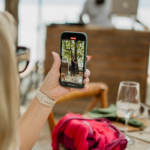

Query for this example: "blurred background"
[1,0,150,149]
[0,0,150,72]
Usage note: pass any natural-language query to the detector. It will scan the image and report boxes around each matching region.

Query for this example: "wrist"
[39,86,57,101]
[35,89,57,108]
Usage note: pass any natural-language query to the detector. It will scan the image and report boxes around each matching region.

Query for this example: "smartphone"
[59,31,87,88]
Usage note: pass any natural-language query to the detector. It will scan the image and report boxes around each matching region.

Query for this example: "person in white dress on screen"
[0,11,91,150]
[80,0,112,27]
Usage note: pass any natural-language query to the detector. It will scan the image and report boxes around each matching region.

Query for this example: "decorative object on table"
[52,113,127,150]
[86,104,148,131]
[116,81,140,145]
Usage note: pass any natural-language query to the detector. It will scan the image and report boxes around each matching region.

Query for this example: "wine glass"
[116,81,140,145]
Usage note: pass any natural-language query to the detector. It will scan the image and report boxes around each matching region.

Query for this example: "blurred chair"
[20,61,43,105]
[48,82,108,132]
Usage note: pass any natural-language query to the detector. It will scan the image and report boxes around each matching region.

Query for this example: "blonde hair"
[0,11,19,150]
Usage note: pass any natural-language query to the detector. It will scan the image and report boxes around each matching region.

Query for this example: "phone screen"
[60,32,87,88]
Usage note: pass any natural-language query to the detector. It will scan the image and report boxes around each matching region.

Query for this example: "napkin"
[87,104,145,127]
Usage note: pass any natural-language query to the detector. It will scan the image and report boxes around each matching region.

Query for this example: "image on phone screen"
[60,35,85,87]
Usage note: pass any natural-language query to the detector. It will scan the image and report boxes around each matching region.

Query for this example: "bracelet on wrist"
[35,89,57,107]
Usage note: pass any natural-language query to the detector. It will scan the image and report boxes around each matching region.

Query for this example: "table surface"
[126,138,149,150]
[125,119,150,150]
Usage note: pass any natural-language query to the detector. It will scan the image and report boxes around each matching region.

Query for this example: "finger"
[83,78,89,84]
[86,55,92,62]
[51,52,61,72]
[84,69,90,78]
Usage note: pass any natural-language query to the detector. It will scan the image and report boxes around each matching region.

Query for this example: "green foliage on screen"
[77,41,84,62]
[62,40,84,64]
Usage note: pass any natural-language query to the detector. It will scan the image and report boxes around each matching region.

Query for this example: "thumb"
[51,52,61,73]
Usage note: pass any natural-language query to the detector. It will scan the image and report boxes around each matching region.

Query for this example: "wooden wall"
[45,25,150,104]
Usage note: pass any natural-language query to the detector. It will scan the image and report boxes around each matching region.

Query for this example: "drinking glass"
[116,81,140,145]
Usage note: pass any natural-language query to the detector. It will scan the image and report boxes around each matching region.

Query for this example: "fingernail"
[86,78,88,83]
[87,87,89,90]
[52,51,57,55]
[89,56,92,59]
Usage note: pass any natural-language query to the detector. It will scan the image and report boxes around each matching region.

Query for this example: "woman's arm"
[18,97,53,150]
[18,52,91,150]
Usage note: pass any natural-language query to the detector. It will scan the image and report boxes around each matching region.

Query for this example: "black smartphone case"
[59,31,87,89]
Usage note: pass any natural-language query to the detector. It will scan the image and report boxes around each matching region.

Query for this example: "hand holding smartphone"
[59,31,87,88]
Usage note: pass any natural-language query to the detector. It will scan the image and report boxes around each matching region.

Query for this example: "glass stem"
[124,113,130,137]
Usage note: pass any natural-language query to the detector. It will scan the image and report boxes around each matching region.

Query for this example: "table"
[126,119,150,150]
[126,138,149,150]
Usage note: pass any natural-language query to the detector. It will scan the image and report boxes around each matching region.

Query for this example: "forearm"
[18,97,52,150]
